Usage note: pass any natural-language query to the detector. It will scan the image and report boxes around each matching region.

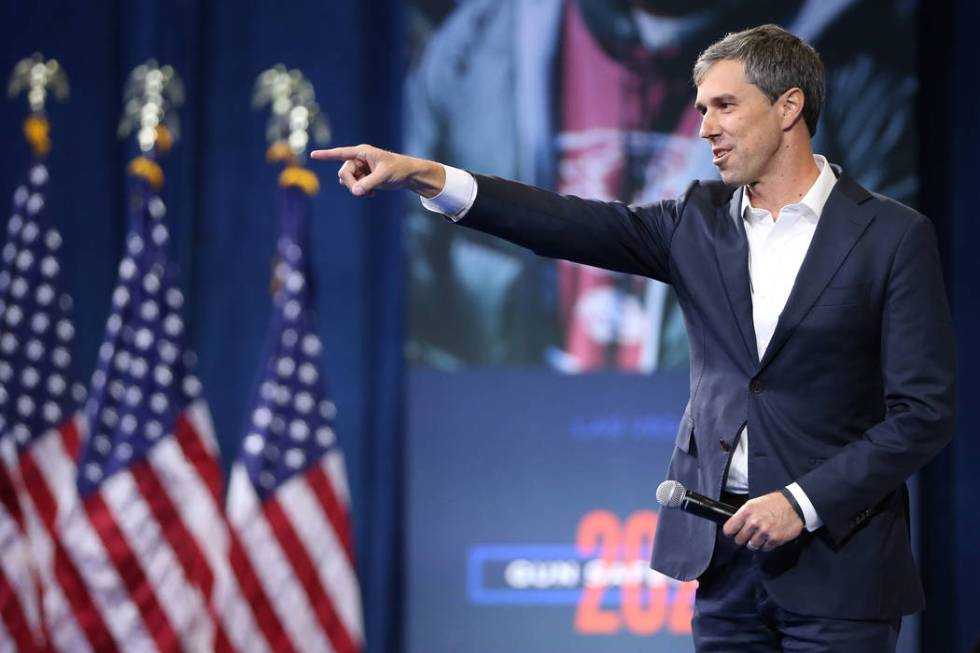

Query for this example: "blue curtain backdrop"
[926,1,980,650]
[2,1,979,652]
[0,2,405,653]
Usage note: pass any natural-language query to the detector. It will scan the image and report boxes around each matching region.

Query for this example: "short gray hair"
[693,24,825,137]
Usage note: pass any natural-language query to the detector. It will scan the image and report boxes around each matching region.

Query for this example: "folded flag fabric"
[0,155,116,652]
[63,156,249,651]
[226,172,364,653]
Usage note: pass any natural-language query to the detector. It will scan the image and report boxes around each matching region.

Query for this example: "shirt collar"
[741,154,838,223]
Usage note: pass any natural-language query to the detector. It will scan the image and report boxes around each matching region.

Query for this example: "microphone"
[656,480,738,525]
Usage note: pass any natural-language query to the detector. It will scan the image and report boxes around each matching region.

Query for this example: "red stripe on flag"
[32,579,49,653]
[129,461,216,596]
[228,532,297,653]
[15,455,54,532]
[129,460,233,649]
[174,416,281,652]
[0,567,40,652]
[51,539,116,651]
[306,464,356,568]
[59,419,81,462]
[174,413,222,506]
[0,464,25,530]
[17,454,117,651]
[84,490,179,652]
[213,624,234,653]
[263,496,359,653]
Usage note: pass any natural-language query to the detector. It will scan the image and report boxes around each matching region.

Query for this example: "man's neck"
[745,148,821,220]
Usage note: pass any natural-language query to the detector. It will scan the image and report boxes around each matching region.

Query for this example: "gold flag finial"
[7,52,69,115]
[253,64,331,165]
[8,53,70,157]
[118,60,184,154]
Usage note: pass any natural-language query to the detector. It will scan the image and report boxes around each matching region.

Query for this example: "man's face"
[695,59,783,186]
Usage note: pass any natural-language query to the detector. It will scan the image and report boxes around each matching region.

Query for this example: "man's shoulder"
[827,172,930,237]
[673,179,738,213]
[867,190,927,224]
[846,177,930,234]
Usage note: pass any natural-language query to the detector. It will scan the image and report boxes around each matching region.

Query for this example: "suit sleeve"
[797,215,956,543]
[460,173,692,283]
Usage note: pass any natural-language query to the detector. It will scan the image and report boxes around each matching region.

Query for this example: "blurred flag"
[0,120,118,651]
[0,460,42,650]
[226,166,363,652]
[58,152,251,651]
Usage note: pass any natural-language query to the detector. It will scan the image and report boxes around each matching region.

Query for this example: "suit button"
[750,379,764,394]
[719,440,732,452]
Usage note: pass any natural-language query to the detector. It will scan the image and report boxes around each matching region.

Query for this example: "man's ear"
[778,87,806,131]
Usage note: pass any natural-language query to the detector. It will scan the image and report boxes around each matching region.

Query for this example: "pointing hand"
[311,144,446,198]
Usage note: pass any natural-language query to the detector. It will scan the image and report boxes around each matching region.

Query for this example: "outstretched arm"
[313,144,687,282]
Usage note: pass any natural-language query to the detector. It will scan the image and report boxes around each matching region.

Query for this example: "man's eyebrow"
[694,93,738,113]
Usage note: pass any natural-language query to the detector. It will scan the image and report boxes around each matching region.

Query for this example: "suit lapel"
[756,175,876,373]
[712,187,759,366]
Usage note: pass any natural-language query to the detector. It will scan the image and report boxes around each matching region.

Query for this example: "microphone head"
[656,480,686,508]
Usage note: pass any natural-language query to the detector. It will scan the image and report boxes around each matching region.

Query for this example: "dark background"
[0,1,976,651]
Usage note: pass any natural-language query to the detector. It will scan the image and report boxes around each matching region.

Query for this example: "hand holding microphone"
[656,480,804,552]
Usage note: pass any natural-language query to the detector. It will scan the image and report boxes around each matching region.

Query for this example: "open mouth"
[712,147,732,165]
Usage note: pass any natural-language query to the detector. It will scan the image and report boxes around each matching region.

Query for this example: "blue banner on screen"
[406,369,694,652]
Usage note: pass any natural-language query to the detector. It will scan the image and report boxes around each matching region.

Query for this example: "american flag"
[0,158,118,651]
[58,156,254,651]
[226,175,363,652]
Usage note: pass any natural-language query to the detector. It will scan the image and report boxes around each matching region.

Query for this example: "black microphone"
[656,480,738,525]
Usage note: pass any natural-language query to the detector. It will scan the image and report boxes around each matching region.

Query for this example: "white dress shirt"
[420,157,835,531]
[729,155,837,531]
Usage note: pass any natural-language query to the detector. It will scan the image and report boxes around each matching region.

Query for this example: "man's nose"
[699,113,718,140]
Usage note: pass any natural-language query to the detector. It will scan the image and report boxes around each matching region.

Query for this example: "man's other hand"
[723,491,804,552]
[311,145,446,198]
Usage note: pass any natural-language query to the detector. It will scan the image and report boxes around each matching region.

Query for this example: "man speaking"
[314,24,954,652]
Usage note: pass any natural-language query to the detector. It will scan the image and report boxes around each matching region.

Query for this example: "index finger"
[310,146,362,161]
[722,507,747,538]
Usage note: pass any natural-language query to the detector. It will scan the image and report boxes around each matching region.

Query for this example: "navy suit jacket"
[461,170,955,620]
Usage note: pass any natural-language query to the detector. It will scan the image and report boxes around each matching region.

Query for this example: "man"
[314,24,954,652]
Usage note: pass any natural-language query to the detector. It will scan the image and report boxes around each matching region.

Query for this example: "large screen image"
[403,1,918,651]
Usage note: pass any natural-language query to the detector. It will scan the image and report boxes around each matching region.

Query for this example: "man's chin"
[718,169,743,186]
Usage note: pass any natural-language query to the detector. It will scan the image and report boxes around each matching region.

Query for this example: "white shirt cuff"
[786,482,823,532]
[419,164,477,222]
